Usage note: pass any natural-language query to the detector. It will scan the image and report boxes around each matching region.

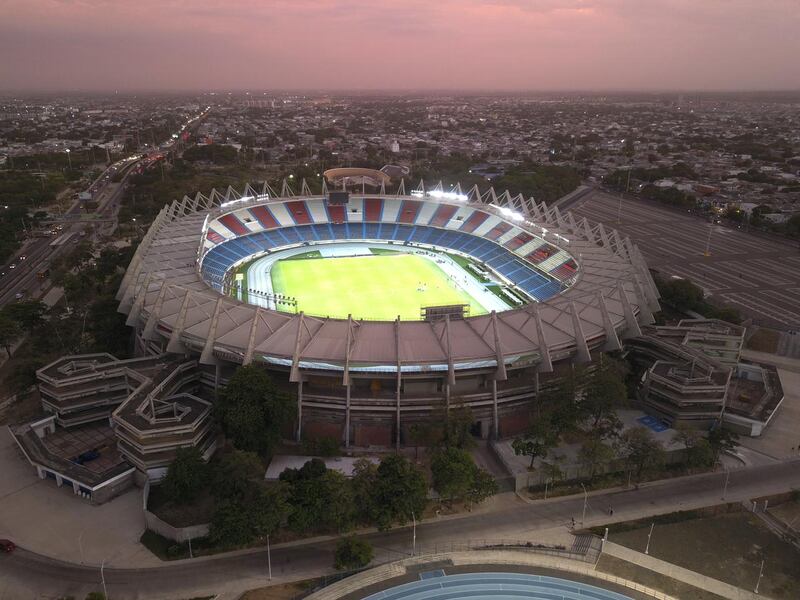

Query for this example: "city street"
[1,458,799,599]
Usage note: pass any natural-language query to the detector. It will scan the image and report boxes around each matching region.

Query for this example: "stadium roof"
[118,179,659,380]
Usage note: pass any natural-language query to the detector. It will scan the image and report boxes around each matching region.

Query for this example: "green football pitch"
[268,253,488,320]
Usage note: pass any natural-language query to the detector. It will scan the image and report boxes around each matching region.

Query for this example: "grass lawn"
[605,511,800,599]
[268,253,488,320]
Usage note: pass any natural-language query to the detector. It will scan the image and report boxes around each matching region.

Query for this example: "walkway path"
[603,542,760,600]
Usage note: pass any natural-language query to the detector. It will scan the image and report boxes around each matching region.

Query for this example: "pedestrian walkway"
[602,542,760,600]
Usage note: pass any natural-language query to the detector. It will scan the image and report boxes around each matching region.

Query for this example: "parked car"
[0,539,15,553]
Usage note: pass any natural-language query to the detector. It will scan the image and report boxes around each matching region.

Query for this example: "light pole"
[704,223,713,257]
[755,559,764,594]
[722,469,730,500]
[100,559,108,599]
[78,531,85,565]
[65,149,72,170]
[645,522,654,555]
[581,483,588,524]
[267,534,272,581]
[411,510,417,556]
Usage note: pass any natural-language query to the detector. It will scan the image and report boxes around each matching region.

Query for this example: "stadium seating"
[200,222,567,302]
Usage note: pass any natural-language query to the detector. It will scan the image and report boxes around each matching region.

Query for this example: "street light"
[65,148,72,170]
[267,534,272,581]
[411,510,417,556]
[581,483,588,524]
[755,559,764,594]
[100,559,108,599]
[644,522,655,555]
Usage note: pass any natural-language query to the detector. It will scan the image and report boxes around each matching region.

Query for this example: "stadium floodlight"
[491,204,524,221]
[427,190,468,202]
[220,196,254,208]
[410,190,425,198]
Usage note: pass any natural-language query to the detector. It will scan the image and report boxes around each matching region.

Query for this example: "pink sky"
[1,0,798,92]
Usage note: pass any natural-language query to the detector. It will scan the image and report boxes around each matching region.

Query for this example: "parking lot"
[570,190,800,330]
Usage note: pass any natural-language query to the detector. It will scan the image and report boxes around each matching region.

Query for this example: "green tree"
[619,427,666,480]
[215,365,295,454]
[209,481,290,547]
[376,454,428,528]
[512,417,558,469]
[211,449,263,500]
[580,359,628,431]
[431,447,476,501]
[466,467,499,507]
[161,447,208,504]
[707,425,739,463]
[282,460,354,534]
[333,536,373,571]
[578,438,615,480]
[0,314,21,356]
[656,277,705,313]
[2,300,47,331]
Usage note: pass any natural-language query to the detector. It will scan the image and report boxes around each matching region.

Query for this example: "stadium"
[118,168,659,447]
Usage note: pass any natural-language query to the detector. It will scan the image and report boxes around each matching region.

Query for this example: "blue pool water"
[362,572,634,600]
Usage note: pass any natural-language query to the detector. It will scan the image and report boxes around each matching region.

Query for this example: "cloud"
[0,0,798,91]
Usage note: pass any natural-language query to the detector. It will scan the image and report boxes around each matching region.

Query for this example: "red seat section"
[526,245,556,263]
[218,213,249,236]
[397,200,422,224]
[249,206,279,229]
[429,204,458,227]
[505,232,533,251]
[327,204,346,223]
[484,221,512,241]
[364,198,383,221]
[286,201,311,225]
[551,260,577,281]
[206,228,225,244]
[459,210,490,233]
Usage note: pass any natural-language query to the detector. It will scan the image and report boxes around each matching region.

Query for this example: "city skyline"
[2,0,800,92]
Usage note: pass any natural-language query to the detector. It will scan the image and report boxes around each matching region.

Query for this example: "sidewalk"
[603,541,760,600]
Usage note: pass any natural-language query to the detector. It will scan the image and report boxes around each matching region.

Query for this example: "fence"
[142,480,210,543]
[295,537,603,599]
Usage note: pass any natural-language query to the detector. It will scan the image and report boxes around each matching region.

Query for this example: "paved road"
[570,189,800,330]
[2,459,799,600]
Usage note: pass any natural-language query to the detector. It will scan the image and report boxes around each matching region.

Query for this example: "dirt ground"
[608,512,800,599]
[240,581,311,600]
[768,500,800,528]
[596,555,727,600]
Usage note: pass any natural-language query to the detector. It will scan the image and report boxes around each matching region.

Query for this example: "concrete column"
[345,383,351,448]
[36,466,45,479]
[72,481,80,495]
[492,378,499,440]
[55,474,63,487]
[296,378,303,442]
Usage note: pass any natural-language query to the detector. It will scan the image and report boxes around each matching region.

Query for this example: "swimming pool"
[362,571,634,600]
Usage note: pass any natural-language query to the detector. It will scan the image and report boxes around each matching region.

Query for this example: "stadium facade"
[117,177,660,447]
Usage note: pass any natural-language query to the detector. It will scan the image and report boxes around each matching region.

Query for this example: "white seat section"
[307,199,329,224]
[380,197,402,222]
[471,214,502,236]
[268,202,295,227]
[415,200,439,225]
[444,205,475,229]
[496,226,522,246]
[517,239,544,257]
[346,197,364,221]
[539,250,571,272]
[207,224,235,240]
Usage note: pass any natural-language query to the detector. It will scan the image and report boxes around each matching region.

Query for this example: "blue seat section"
[362,572,633,600]
[200,224,565,300]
